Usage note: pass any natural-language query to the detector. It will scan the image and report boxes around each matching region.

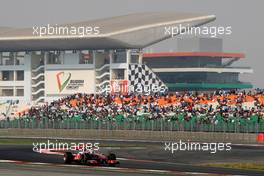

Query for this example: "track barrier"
[257,133,264,142]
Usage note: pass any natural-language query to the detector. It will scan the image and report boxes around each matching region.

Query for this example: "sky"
[0,0,263,88]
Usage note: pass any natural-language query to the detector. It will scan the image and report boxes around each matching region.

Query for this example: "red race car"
[63,149,120,166]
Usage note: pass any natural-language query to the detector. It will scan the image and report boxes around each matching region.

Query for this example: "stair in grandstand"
[31,64,45,104]
[95,64,110,94]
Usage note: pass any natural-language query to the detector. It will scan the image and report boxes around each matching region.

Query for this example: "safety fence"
[1,116,264,133]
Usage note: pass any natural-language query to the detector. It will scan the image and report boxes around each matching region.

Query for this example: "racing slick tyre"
[107,153,118,166]
[64,152,73,164]
[107,153,116,160]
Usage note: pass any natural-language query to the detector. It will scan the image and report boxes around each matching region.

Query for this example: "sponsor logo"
[56,72,71,92]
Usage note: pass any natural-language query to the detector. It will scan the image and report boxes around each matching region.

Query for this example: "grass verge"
[207,163,264,171]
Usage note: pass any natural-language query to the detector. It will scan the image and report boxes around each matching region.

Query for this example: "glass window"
[113,51,126,63]
[80,51,93,64]
[131,55,139,64]
[112,69,125,79]
[16,71,24,81]
[16,88,24,96]
[47,52,62,64]
[0,52,15,65]
[1,71,14,81]
[15,54,25,65]
[4,52,25,65]
[0,88,14,96]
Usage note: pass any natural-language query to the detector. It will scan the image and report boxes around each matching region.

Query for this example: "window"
[112,69,125,79]
[1,71,14,81]
[80,51,93,64]
[113,51,126,63]
[15,55,25,65]
[47,52,62,64]
[0,55,14,65]
[131,55,139,63]
[16,71,24,81]
[16,88,24,96]
[0,88,14,96]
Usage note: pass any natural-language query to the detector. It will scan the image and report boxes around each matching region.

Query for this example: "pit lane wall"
[0,129,261,144]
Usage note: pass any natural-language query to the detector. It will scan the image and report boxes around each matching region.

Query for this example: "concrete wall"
[63,53,80,65]
[177,37,223,52]
[0,129,260,144]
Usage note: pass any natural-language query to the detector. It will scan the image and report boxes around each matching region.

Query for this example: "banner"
[45,70,95,94]
[110,80,128,95]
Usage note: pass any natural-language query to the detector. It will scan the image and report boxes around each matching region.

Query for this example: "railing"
[32,65,45,72]
[31,81,44,88]
[95,64,110,72]
[32,65,45,77]
[96,72,110,79]
[96,80,109,87]
[32,97,45,105]
[95,64,110,94]
[31,73,44,80]
[1,116,264,133]
[31,64,45,104]
[31,88,45,95]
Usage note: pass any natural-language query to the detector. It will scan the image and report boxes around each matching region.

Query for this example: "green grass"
[207,163,264,171]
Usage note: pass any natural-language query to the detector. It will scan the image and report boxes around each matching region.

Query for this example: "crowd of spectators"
[19,89,264,124]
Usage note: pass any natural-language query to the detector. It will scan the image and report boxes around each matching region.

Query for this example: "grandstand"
[1,90,264,133]
[0,12,253,117]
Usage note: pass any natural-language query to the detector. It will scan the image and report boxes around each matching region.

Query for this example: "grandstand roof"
[0,12,215,51]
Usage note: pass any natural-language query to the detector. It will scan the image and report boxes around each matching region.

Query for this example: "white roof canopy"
[0,12,215,51]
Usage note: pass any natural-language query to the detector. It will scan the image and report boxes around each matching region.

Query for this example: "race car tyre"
[107,153,116,160]
[99,159,107,165]
[64,152,73,164]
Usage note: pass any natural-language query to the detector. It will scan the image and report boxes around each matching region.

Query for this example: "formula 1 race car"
[63,149,120,166]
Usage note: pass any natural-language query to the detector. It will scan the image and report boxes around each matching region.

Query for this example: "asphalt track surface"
[1,139,264,176]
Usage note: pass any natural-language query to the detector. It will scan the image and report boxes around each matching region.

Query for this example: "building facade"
[0,12,253,116]
[143,37,253,91]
